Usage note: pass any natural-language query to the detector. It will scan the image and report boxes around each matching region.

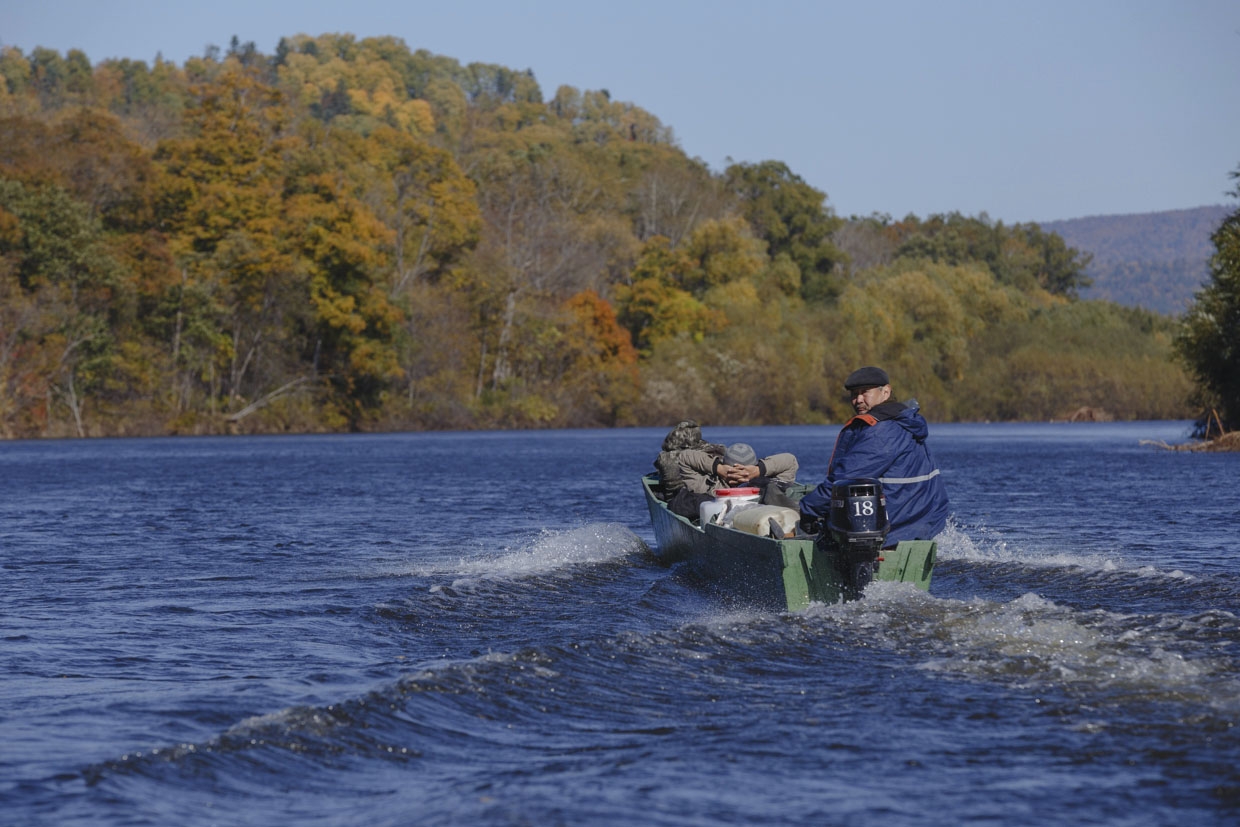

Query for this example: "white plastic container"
[731,504,801,537]
[699,487,761,525]
[699,498,729,526]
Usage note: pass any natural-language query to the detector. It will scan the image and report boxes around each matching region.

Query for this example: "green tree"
[966,300,1192,422]
[0,180,119,436]
[724,160,846,303]
[893,212,1092,298]
[0,46,35,113]
[1174,171,1240,433]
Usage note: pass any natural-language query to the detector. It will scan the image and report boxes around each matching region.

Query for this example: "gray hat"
[844,366,890,391]
[724,443,757,466]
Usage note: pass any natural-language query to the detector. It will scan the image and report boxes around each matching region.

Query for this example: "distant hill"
[1040,205,1231,316]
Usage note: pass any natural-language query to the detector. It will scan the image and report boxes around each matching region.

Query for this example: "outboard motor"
[825,478,890,598]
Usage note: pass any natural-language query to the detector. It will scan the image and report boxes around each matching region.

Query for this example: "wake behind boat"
[641,474,936,611]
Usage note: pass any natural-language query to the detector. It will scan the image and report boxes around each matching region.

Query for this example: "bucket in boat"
[699,487,761,525]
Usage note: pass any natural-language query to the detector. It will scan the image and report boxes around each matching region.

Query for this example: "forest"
[0,34,1199,438]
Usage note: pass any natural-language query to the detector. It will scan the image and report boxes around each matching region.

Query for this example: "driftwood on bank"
[225,377,311,423]
[1140,431,1240,452]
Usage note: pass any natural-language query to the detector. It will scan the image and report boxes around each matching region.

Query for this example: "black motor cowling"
[825,478,889,596]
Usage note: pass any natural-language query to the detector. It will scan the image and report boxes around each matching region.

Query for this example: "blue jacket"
[800,400,950,544]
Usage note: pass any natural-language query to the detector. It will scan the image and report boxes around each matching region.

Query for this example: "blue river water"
[2,421,1238,826]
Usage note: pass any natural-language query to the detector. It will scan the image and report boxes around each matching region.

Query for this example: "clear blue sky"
[5,0,1238,223]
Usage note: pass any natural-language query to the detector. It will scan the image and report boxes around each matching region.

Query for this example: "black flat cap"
[844,366,889,391]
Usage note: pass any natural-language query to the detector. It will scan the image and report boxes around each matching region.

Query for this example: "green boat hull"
[642,475,935,612]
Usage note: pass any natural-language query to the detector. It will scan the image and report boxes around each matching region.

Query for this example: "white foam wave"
[411,522,646,590]
[935,519,1195,581]
[804,585,1240,715]
[915,592,1236,709]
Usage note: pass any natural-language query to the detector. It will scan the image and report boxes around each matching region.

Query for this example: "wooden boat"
[641,474,936,612]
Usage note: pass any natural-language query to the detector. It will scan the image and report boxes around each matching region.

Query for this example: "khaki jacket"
[676,449,798,494]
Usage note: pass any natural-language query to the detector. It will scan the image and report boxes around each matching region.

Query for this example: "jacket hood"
[869,399,928,441]
[895,399,929,442]
[867,399,906,422]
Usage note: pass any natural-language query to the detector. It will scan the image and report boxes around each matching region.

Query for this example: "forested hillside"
[0,34,1196,438]
[1042,206,1229,315]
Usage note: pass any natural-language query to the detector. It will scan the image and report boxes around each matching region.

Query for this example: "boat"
[641,474,936,612]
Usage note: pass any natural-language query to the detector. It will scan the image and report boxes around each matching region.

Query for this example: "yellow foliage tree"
[277,34,433,136]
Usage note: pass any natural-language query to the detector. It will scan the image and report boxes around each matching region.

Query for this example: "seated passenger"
[665,434,798,521]
[714,443,798,502]
[652,420,724,502]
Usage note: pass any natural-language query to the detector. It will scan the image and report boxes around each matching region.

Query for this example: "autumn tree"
[466,135,625,406]
[542,290,640,426]
[627,149,722,246]
[153,68,302,419]
[275,33,435,136]
[327,125,481,422]
[832,213,899,274]
[285,129,410,426]
[614,235,722,355]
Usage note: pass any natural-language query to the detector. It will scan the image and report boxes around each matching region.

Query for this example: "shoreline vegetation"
[0,34,1212,440]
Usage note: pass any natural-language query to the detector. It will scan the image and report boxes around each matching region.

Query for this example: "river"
[2,421,1237,825]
